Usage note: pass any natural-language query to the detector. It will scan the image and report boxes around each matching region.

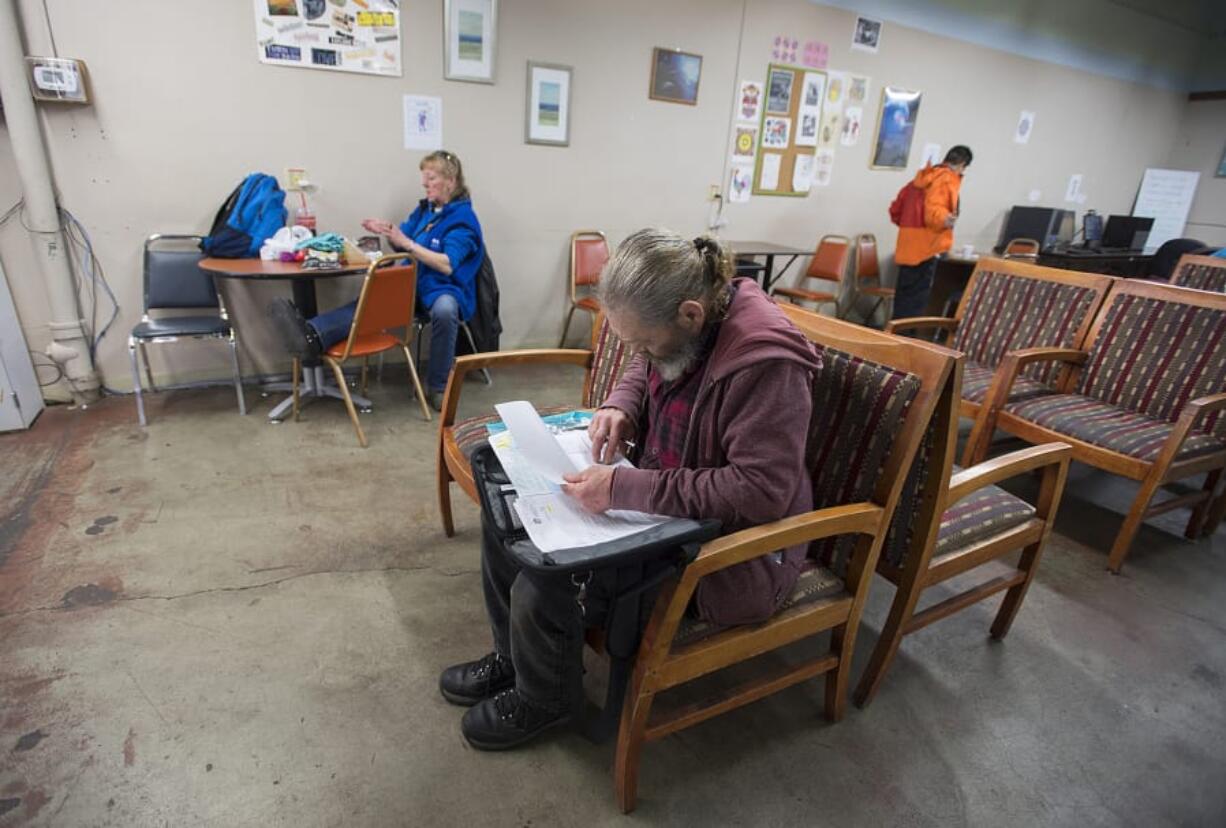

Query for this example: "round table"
[199,257,374,421]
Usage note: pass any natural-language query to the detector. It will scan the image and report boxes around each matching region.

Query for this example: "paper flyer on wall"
[729,164,752,202]
[737,80,763,123]
[813,148,834,187]
[840,106,863,146]
[254,0,401,77]
[404,95,444,150]
[733,126,758,161]
[760,153,782,190]
[819,71,845,147]
[793,155,814,193]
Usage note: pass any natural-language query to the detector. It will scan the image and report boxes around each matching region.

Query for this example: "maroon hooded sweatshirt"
[602,278,821,626]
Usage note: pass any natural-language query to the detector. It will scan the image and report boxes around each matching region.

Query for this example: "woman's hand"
[386,227,413,251]
[361,218,394,235]
[589,407,635,465]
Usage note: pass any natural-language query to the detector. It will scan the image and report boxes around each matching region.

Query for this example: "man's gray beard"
[650,333,704,382]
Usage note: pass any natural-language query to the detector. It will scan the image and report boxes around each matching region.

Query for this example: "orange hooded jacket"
[894,164,963,266]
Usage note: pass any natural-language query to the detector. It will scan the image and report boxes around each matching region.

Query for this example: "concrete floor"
[2,364,1225,827]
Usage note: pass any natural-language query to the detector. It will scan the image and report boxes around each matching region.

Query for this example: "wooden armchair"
[1170,253,1226,293]
[964,280,1226,572]
[886,257,1112,465]
[849,329,1072,706]
[614,307,956,812]
[436,315,634,536]
[772,234,850,316]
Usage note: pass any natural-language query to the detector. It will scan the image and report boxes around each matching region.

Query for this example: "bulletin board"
[753,63,823,197]
[253,0,402,77]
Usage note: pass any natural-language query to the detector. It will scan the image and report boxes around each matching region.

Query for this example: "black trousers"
[893,257,938,320]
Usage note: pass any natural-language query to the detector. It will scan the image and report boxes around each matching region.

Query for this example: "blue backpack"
[200,173,288,258]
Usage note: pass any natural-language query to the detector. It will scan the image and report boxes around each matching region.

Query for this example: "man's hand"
[589,407,635,465]
[561,465,615,514]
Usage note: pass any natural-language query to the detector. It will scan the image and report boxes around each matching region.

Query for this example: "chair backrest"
[1171,253,1226,293]
[582,313,634,409]
[338,253,417,358]
[952,258,1114,386]
[571,230,610,296]
[145,234,217,311]
[804,234,851,283]
[1150,238,1206,280]
[778,305,957,575]
[853,233,879,281]
[1003,238,1041,259]
[1074,280,1226,437]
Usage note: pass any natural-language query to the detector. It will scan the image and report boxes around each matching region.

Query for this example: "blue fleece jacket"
[399,196,484,319]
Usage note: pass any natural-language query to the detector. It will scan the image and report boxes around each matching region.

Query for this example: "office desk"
[1037,249,1153,278]
[725,241,809,292]
[200,257,373,421]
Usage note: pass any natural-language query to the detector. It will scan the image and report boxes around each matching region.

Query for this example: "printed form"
[490,401,669,552]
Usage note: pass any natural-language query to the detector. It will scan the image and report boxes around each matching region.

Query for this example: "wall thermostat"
[25,57,90,104]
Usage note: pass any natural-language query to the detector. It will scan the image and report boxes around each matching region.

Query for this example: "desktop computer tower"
[996,206,1075,253]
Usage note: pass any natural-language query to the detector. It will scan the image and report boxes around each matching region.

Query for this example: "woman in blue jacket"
[270,150,485,411]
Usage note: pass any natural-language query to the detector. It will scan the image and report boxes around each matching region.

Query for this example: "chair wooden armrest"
[686,503,884,579]
[441,348,593,423]
[1150,392,1226,471]
[963,348,1088,466]
[947,443,1072,507]
[883,316,958,335]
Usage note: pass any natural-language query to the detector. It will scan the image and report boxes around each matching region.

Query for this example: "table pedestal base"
[263,365,373,422]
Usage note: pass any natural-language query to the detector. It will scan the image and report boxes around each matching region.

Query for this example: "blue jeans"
[308,293,460,392]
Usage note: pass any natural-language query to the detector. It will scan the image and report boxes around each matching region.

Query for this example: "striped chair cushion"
[673,562,844,646]
[1005,393,1226,462]
[451,404,575,459]
[807,346,921,572]
[962,361,1053,405]
[1075,295,1226,439]
[953,272,1097,385]
[584,318,634,408]
[1172,262,1226,293]
[936,483,1035,554]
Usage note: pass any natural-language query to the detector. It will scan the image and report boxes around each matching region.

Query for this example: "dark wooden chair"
[613,307,956,812]
[771,234,850,316]
[965,279,1226,572]
[1170,253,1226,293]
[851,340,1072,707]
[436,315,633,536]
[887,257,1112,467]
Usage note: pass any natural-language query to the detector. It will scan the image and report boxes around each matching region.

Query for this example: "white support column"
[0,0,99,400]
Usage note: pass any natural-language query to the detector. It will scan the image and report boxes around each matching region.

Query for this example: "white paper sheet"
[793,154,814,192]
[494,401,578,485]
[403,94,443,150]
[1132,168,1201,254]
[760,153,782,190]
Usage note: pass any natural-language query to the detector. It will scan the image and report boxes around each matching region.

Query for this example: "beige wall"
[1166,99,1226,247]
[0,0,1192,401]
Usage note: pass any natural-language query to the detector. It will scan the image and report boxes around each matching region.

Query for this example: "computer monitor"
[996,206,1076,252]
[1101,215,1153,251]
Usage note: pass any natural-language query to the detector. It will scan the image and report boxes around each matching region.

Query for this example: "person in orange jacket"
[890,145,972,320]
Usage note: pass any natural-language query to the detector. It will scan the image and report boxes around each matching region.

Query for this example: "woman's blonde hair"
[599,228,734,326]
[420,150,470,202]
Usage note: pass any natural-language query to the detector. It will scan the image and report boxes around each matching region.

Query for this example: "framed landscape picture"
[871,86,922,169]
[525,61,572,146]
[444,0,497,83]
[649,48,702,105]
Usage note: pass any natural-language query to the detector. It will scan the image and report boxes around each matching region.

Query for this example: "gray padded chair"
[128,234,246,426]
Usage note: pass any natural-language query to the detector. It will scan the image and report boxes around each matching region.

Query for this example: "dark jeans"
[481,518,606,716]
[892,257,938,321]
[307,293,460,392]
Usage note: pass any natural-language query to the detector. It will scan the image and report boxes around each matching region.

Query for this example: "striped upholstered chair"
[850,339,1071,707]
[614,308,954,812]
[886,258,1113,466]
[436,315,632,536]
[1171,253,1226,293]
[965,280,1226,572]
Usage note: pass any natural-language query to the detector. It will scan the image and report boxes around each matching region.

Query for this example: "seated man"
[441,227,821,750]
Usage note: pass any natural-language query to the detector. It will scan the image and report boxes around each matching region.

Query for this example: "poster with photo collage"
[255,0,402,77]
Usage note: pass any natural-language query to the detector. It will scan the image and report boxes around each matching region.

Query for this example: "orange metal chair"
[292,253,431,447]
[772,234,850,316]
[559,230,611,346]
[853,233,893,322]
[1003,238,1041,260]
